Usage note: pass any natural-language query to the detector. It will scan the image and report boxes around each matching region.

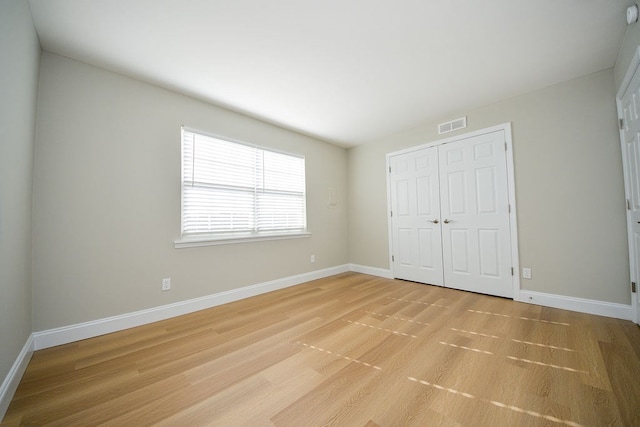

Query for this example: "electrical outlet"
[162,277,171,291]
[310,254,316,263]
[522,268,532,279]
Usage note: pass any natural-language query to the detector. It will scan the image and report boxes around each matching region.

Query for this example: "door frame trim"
[616,46,640,325]
[385,122,521,299]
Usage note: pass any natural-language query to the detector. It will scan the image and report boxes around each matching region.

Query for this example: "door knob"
[431,219,439,224]
[444,219,453,224]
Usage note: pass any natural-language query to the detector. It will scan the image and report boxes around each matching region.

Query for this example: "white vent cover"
[438,116,467,134]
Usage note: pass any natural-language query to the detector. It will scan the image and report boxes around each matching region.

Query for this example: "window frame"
[174,127,310,249]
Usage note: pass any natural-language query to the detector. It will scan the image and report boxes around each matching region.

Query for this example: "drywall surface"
[348,69,629,304]
[32,52,348,330]
[0,0,39,385]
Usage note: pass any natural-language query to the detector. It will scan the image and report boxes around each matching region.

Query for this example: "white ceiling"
[28,0,629,147]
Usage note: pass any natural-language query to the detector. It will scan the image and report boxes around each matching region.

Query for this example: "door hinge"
[392,255,395,262]
[511,267,514,276]
[504,142,507,152]
[508,204,511,213]
[633,282,637,293]
[627,199,632,210]
[620,118,625,130]
[390,211,393,217]
[389,166,391,173]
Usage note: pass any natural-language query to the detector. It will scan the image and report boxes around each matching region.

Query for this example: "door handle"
[431,219,439,224]
[443,219,453,224]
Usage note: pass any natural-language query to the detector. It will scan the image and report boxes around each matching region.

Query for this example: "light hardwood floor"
[3,272,640,426]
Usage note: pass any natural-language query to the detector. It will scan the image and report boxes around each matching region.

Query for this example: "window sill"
[174,231,311,248]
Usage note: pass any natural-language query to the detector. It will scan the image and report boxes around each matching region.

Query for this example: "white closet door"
[619,63,640,324]
[438,131,513,298]
[389,148,444,286]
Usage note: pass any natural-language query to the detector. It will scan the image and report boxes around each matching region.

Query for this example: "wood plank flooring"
[3,272,640,426]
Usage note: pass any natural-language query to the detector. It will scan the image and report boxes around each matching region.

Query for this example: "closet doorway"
[616,46,640,324]
[387,124,519,298]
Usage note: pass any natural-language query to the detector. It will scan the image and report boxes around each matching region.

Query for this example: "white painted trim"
[385,154,395,280]
[3,267,634,420]
[387,123,513,157]
[616,45,640,325]
[26,257,633,353]
[385,123,521,299]
[349,264,393,279]
[174,231,311,248]
[350,263,632,321]
[503,123,521,300]
[33,265,349,350]
[0,335,34,420]
[517,291,633,321]
[348,263,631,320]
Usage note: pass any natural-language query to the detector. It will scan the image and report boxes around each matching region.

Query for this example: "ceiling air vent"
[438,116,467,135]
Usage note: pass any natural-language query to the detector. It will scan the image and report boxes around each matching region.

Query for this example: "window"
[176,127,308,247]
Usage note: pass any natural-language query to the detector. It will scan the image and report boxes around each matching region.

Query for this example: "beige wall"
[9,5,634,351]
[0,0,39,383]
[348,69,630,305]
[32,52,348,331]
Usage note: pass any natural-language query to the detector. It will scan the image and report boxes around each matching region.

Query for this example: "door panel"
[619,64,640,323]
[418,228,437,268]
[473,141,494,159]
[396,179,410,215]
[478,229,500,277]
[446,148,464,164]
[629,136,640,208]
[439,131,513,298]
[449,229,470,274]
[390,148,444,285]
[416,176,434,215]
[475,167,498,214]
[446,171,467,214]
[398,228,412,267]
[634,232,640,286]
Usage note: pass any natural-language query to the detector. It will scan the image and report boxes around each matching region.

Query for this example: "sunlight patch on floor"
[363,310,431,326]
[439,341,494,355]
[407,376,584,427]
[511,339,577,352]
[387,297,449,309]
[506,356,587,374]
[467,309,571,326]
[296,341,382,371]
[343,319,417,338]
[450,328,500,339]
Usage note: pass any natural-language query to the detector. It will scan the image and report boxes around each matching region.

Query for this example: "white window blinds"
[181,128,306,238]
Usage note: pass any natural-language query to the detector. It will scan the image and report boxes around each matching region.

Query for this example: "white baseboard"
[349,264,393,279]
[517,290,633,320]
[349,263,634,321]
[3,266,635,419]
[33,264,350,351]
[24,263,636,359]
[0,334,34,420]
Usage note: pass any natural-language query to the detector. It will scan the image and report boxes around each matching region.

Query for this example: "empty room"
[2,0,640,425]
